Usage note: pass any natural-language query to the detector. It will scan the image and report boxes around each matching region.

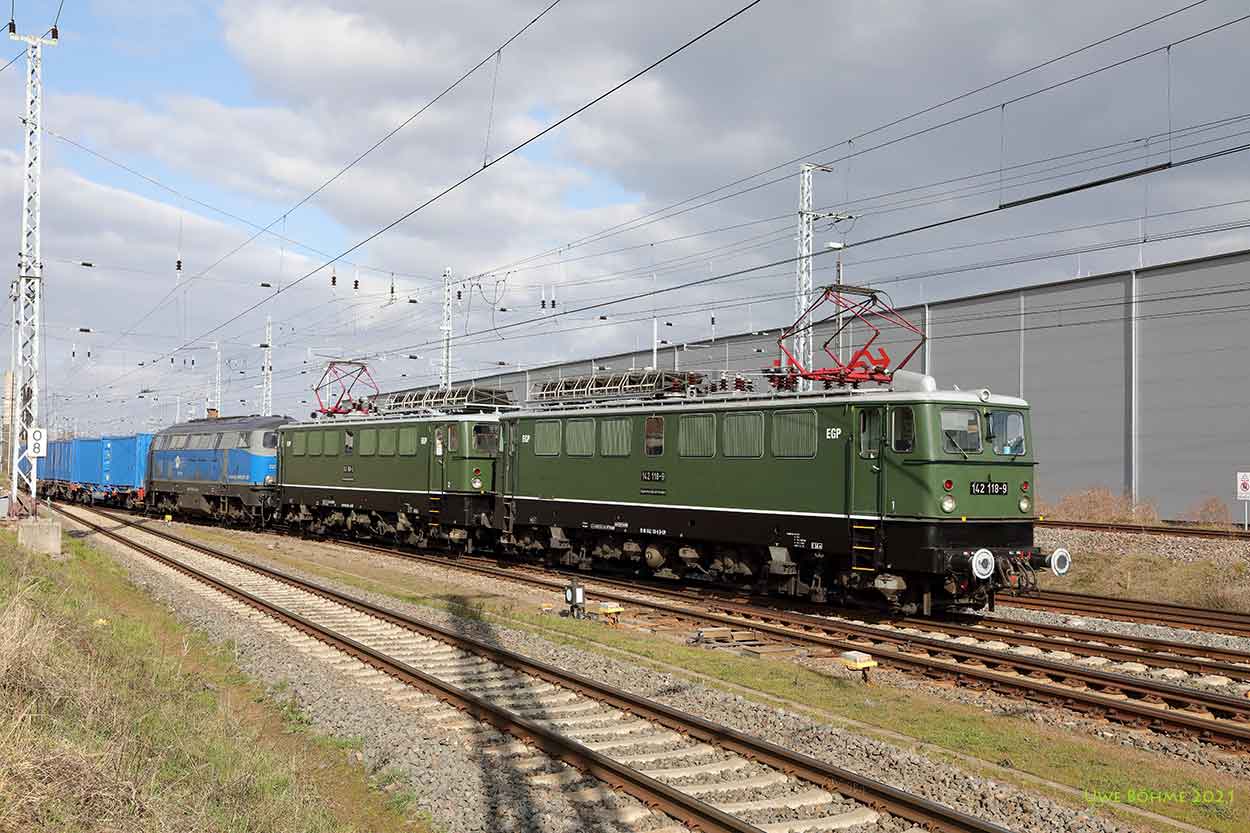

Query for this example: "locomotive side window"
[941,409,983,454]
[213,433,225,449]
[343,430,355,456]
[359,428,378,456]
[472,424,500,454]
[236,432,249,448]
[858,410,881,459]
[678,414,715,458]
[379,427,398,456]
[988,411,1026,456]
[170,434,189,450]
[644,416,664,457]
[324,430,340,457]
[291,432,306,456]
[566,419,595,457]
[772,409,817,458]
[398,427,418,456]
[601,418,631,457]
[446,424,460,453]
[263,431,278,449]
[891,408,915,453]
[534,420,561,456]
[722,412,764,458]
[307,431,324,456]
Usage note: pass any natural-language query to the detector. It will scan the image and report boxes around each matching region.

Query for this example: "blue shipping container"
[101,434,152,490]
[71,438,103,486]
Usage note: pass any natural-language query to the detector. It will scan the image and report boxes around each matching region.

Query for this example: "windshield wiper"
[943,430,970,460]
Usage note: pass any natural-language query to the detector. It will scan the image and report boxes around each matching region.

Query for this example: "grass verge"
[1039,549,1250,612]
[178,525,1249,833]
[0,529,426,833]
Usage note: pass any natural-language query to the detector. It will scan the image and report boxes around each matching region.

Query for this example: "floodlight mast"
[8,23,57,516]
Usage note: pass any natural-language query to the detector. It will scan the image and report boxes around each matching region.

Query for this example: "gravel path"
[1035,527,1249,567]
[112,520,1144,833]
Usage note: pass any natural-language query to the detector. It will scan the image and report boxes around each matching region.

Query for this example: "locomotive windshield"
[940,409,982,454]
[988,411,1026,456]
[472,423,500,454]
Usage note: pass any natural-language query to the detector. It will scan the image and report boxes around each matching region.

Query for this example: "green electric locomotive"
[495,369,1068,613]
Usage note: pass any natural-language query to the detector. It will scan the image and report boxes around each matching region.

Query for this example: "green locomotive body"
[277,415,500,548]
[497,375,1059,611]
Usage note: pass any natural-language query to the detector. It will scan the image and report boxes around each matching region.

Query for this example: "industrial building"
[393,247,1250,519]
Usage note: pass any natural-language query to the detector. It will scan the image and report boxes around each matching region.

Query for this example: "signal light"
[473,468,481,476]
[1020,480,1029,492]
[943,479,953,491]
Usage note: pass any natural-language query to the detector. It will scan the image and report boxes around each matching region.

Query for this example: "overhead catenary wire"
[464,0,1219,278]
[91,0,566,355]
[93,0,770,393]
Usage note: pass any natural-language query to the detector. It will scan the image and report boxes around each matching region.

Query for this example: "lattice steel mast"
[794,164,852,391]
[8,22,56,514]
[260,316,273,416]
[439,267,452,390]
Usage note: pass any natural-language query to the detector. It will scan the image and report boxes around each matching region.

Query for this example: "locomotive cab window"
[858,409,881,459]
[987,410,1026,456]
[343,430,354,456]
[446,424,460,453]
[941,409,983,454]
[236,432,249,449]
[891,408,915,453]
[472,424,500,455]
[644,416,664,457]
[263,431,278,449]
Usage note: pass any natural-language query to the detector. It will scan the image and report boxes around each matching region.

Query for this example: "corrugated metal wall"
[438,249,1250,518]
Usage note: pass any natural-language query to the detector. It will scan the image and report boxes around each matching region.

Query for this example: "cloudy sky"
[2,0,1248,432]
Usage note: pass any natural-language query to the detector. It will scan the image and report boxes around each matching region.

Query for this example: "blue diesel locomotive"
[147,415,291,521]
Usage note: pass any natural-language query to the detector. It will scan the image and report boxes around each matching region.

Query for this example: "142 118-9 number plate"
[970,481,1010,496]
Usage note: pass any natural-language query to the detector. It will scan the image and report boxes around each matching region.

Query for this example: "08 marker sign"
[27,427,47,458]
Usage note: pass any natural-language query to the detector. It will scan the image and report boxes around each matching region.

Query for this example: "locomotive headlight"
[263,475,276,485]
[471,476,483,490]
[1018,496,1031,513]
[940,494,957,514]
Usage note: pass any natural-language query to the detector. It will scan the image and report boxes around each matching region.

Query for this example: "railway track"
[54,503,1012,833]
[1003,590,1250,638]
[1036,517,1250,541]
[78,507,1250,751]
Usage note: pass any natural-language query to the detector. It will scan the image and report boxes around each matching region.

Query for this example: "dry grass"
[1038,487,1160,524]
[1040,548,1250,612]
[1182,496,1234,528]
[0,534,420,833]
